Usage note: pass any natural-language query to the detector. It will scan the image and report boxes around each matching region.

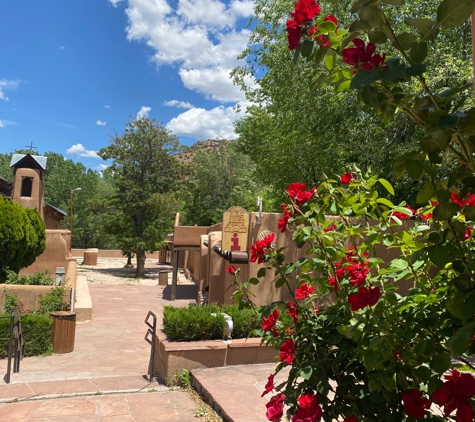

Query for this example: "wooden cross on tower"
[25,142,37,154]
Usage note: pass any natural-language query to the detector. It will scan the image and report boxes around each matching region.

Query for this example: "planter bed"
[153,329,277,383]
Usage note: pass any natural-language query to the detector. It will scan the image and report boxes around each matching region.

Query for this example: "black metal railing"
[4,307,25,383]
[144,311,157,382]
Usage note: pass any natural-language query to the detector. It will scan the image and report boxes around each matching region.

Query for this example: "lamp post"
[69,188,81,233]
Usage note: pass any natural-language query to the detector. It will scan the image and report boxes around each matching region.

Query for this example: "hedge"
[163,304,261,341]
[0,313,52,359]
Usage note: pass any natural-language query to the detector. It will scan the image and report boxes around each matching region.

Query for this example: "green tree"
[0,197,46,281]
[182,140,278,225]
[99,118,183,277]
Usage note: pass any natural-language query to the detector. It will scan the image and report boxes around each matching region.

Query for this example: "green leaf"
[275,278,285,288]
[350,68,384,89]
[351,0,374,13]
[380,372,396,391]
[391,259,408,270]
[313,47,328,65]
[463,206,475,220]
[454,275,475,293]
[257,268,266,278]
[248,277,259,285]
[428,244,451,267]
[293,43,302,64]
[379,178,395,196]
[433,202,461,221]
[404,18,436,35]
[395,32,416,50]
[437,0,475,28]
[300,366,313,380]
[430,353,451,374]
[300,40,314,58]
[461,108,475,136]
[446,296,475,319]
[447,329,472,356]
[317,21,337,34]
[413,365,431,382]
[337,325,353,338]
[410,42,428,63]
[361,85,380,107]
[377,198,395,208]
[382,0,404,4]
[368,30,388,44]
[368,378,381,392]
[324,51,335,70]
[416,183,434,204]
[406,64,426,77]
[406,160,424,180]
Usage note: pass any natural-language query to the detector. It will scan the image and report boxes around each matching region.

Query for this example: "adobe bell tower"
[10,153,47,219]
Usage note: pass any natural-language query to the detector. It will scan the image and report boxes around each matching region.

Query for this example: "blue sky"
[0,0,254,170]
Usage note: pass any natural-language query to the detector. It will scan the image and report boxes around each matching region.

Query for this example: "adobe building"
[3,154,76,286]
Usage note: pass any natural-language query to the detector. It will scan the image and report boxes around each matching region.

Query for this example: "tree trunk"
[135,248,146,278]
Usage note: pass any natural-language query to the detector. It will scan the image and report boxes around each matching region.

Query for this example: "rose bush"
[228,0,475,420]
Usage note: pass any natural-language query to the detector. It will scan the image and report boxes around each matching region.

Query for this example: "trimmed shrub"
[163,304,261,341]
[0,313,52,358]
[5,269,54,285]
[0,197,46,281]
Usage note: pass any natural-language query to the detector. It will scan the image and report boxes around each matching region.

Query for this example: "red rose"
[225,265,237,275]
[250,233,276,263]
[342,38,385,69]
[295,283,314,300]
[341,172,354,185]
[344,418,358,422]
[279,339,296,364]
[288,301,298,324]
[463,226,472,241]
[402,389,431,419]
[432,370,475,422]
[292,391,322,422]
[278,205,291,232]
[266,393,285,421]
[286,182,316,209]
[391,205,414,221]
[286,19,303,50]
[323,223,337,232]
[261,309,279,331]
[261,373,274,397]
[291,0,321,24]
[348,286,381,311]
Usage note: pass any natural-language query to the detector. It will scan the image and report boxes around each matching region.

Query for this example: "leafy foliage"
[0,196,46,280]
[5,270,54,285]
[98,118,184,277]
[163,304,260,341]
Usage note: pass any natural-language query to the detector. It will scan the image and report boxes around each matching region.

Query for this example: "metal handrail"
[4,307,25,383]
[144,311,157,382]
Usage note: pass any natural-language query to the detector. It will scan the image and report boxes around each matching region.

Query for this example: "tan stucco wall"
[0,284,71,313]
[12,167,44,219]
[20,230,77,289]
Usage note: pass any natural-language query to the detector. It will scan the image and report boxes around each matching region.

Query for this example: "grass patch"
[163,304,260,341]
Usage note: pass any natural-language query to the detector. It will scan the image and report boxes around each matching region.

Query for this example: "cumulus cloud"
[66,144,100,159]
[105,104,111,108]
[56,123,77,129]
[109,0,123,6]
[164,100,194,109]
[96,164,109,171]
[136,105,151,119]
[96,120,107,126]
[166,102,248,140]
[124,0,254,101]
[0,79,21,101]
[60,45,65,50]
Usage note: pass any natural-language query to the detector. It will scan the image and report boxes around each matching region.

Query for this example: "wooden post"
[171,250,179,301]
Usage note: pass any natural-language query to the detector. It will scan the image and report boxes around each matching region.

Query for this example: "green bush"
[163,304,261,341]
[5,270,54,286]
[37,284,68,315]
[0,197,46,281]
[0,313,52,358]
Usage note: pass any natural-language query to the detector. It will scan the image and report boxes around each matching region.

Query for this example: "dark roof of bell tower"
[10,154,47,171]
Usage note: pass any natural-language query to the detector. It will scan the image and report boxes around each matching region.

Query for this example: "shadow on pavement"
[162,285,198,301]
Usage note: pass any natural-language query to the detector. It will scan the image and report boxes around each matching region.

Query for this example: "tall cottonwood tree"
[99,118,183,278]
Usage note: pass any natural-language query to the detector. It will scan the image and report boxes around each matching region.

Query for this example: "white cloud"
[164,100,194,109]
[66,144,100,159]
[96,120,107,126]
[96,164,109,171]
[0,119,16,128]
[0,79,21,101]
[109,0,123,7]
[105,104,111,109]
[179,67,246,102]
[166,102,248,140]
[136,105,151,119]
[60,45,65,50]
[124,0,253,101]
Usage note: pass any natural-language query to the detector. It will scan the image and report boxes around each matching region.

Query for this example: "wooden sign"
[222,206,250,252]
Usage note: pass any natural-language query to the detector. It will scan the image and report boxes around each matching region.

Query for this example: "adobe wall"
[12,167,44,219]
[0,284,71,313]
[20,230,77,289]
